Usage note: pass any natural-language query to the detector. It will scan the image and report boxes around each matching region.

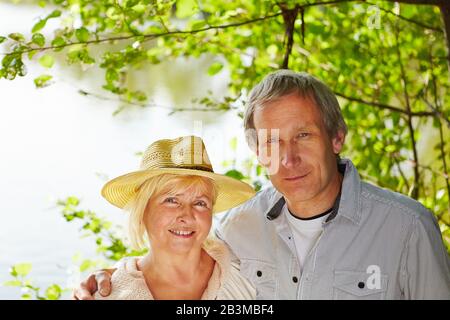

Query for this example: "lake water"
[0,2,255,299]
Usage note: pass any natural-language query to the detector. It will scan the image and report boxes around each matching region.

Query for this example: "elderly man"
[74,70,450,299]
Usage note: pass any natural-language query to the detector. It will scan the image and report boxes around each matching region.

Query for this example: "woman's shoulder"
[94,256,154,300]
[203,238,256,300]
[217,261,256,300]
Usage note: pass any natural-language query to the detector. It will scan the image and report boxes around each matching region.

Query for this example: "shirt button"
[358,281,365,289]
[292,276,298,283]
[257,270,262,277]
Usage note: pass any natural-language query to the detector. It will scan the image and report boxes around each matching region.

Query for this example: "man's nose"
[280,143,301,169]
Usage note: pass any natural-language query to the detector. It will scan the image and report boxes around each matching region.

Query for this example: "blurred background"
[0,0,449,299]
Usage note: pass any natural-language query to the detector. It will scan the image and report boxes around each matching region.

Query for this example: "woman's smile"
[168,229,196,238]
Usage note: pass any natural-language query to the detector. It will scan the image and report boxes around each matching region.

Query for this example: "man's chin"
[279,187,317,202]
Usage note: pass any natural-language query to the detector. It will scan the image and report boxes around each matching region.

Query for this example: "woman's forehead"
[159,181,213,198]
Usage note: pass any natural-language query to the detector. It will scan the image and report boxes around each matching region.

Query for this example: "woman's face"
[143,181,214,255]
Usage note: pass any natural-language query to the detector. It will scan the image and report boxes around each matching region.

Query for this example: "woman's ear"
[332,130,346,154]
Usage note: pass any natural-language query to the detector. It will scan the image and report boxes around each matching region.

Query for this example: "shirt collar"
[265,158,362,225]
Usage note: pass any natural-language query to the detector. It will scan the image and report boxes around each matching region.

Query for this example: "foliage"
[1,0,449,298]
[2,145,267,299]
[3,196,146,299]
[3,263,66,300]
[0,1,448,223]
[58,196,147,261]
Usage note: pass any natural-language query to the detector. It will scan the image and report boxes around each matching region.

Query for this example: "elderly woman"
[94,136,256,300]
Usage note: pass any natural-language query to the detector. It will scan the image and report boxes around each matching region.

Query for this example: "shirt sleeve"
[402,209,450,299]
[212,210,241,265]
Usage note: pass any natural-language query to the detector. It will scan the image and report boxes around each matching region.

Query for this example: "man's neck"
[286,172,343,219]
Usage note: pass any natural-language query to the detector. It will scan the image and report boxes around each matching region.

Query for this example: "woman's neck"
[138,247,212,286]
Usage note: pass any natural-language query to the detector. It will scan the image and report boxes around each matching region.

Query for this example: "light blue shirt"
[215,159,450,299]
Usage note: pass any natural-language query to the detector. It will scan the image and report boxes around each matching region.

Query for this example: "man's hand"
[72,268,116,300]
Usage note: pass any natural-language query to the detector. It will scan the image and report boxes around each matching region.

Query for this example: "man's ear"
[332,130,345,154]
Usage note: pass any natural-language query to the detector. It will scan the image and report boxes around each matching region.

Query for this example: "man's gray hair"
[244,69,347,149]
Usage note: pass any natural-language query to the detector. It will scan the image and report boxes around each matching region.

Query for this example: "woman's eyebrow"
[194,194,212,201]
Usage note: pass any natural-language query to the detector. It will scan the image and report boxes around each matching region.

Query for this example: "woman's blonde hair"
[124,173,218,250]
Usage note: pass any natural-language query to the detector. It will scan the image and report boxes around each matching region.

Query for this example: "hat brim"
[101,168,256,213]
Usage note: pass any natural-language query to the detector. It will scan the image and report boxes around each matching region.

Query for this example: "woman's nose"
[176,205,194,222]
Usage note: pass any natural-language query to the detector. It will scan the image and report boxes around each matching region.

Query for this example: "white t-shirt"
[284,204,331,273]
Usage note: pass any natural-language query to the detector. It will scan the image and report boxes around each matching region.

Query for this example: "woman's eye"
[298,132,309,138]
[164,197,178,204]
[195,201,208,207]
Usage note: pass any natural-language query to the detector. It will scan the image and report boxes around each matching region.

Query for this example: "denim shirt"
[214,159,450,299]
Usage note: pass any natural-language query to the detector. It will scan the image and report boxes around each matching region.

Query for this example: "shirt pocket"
[333,270,388,300]
[239,259,277,299]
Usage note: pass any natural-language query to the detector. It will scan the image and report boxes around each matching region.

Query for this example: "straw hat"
[101,136,256,213]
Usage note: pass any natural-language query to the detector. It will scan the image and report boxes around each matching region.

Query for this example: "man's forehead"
[259,122,317,131]
[255,99,321,121]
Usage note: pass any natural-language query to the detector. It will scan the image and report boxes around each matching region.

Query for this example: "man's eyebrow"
[295,123,319,131]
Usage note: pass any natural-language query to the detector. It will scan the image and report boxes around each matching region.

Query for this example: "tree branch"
[303,0,445,7]
[421,96,450,128]
[429,47,450,216]
[77,89,235,114]
[438,1,450,74]
[394,20,420,199]
[334,91,436,117]
[1,0,443,58]
[365,1,442,32]
[393,156,411,192]
[279,3,300,69]
[386,0,447,5]
[0,12,284,56]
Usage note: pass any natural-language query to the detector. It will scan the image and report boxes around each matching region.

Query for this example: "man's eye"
[298,132,309,138]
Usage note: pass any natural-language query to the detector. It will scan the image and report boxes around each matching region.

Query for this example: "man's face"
[253,92,345,205]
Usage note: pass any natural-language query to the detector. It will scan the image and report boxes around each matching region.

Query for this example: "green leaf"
[79,260,92,272]
[256,165,263,176]
[207,62,223,76]
[51,36,66,51]
[45,284,62,300]
[3,280,22,287]
[224,169,245,181]
[13,263,32,277]
[105,68,119,83]
[190,20,207,30]
[38,55,54,68]
[0,36,6,44]
[47,10,62,19]
[176,0,198,19]
[28,51,38,59]
[32,20,47,33]
[229,137,237,151]
[34,74,53,88]
[67,48,95,64]
[8,33,25,42]
[66,196,79,206]
[131,4,146,14]
[75,27,90,42]
[31,33,45,47]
